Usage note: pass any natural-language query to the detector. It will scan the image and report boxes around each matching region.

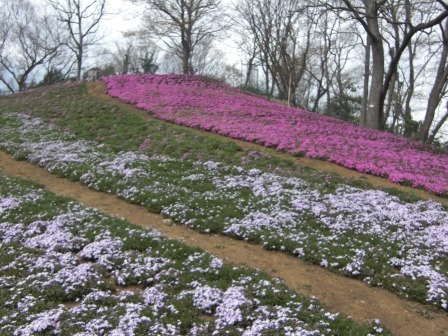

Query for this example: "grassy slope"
[0,83,447,310]
[2,83,425,202]
[0,84,392,334]
[0,174,388,335]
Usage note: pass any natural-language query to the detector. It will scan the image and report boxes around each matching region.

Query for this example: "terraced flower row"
[1,175,388,335]
[102,74,448,196]
[1,112,447,311]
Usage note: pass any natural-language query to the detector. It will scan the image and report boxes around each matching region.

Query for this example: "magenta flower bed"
[102,74,448,196]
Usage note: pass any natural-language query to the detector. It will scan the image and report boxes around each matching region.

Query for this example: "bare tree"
[159,51,183,74]
[109,34,159,74]
[0,0,63,92]
[111,39,135,74]
[158,38,224,76]
[236,36,259,88]
[427,102,448,144]
[133,0,226,74]
[0,1,11,56]
[235,0,314,105]
[417,18,448,143]
[47,0,107,81]
[191,37,218,75]
[324,0,448,130]
[312,9,359,114]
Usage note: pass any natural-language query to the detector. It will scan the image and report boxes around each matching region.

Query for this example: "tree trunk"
[403,0,415,136]
[366,40,384,129]
[417,19,448,142]
[427,102,448,144]
[181,31,191,74]
[76,15,84,82]
[18,78,26,91]
[384,69,396,124]
[77,54,82,81]
[182,47,190,74]
[359,35,371,126]
[403,43,415,136]
[364,2,384,130]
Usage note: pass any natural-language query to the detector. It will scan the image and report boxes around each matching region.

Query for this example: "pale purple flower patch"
[2,175,374,335]
[0,112,447,310]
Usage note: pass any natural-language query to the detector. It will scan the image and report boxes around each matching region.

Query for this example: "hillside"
[0,80,447,335]
[103,74,448,196]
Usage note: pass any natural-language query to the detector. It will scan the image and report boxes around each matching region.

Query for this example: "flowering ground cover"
[102,74,448,196]
[0,111,447,313]
[1,175,390,335]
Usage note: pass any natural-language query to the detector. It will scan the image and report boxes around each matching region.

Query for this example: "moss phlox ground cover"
[0,112,447,311]
[103,74,448,196]
[0,175,389,335]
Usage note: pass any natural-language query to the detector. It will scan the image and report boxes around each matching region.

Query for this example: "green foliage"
[239,84,270,97]
[402,117,420,137]
[0,81,442,313]
[0,174,390,335]
[36,68,67,87]
[325,94,361,124]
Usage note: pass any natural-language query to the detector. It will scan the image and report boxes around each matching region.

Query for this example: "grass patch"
[0,174,389,335]
[0,84,447,311]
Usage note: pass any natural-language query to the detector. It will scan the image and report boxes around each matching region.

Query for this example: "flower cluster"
[103,74,448,195]
[0,175,386,335]
[0,112,447,309]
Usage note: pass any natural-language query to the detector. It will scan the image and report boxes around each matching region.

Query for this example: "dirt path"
[1,151,447,336]
[88,81,448,206]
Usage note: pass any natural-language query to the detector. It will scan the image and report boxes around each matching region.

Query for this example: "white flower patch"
[79,239,123,260]
[0,169,389,334]
[142,284,168,310]
[190,285,223,313]
[0,113,112,176]
[1,112,447,309]
[14,308,64,336]
[421,221,448,254]
[98,152,150,178]
[0,197,20,214]
[209,256,224,269]
[81,290,114,304]
[242,305,320,336]
[224,210,301,239]
[26,140,106,166]
[112,252,171,286]
[13,113,60,132]
[109,303,150,336]
[0,222,25,243]
[215,286,252,328]
[78,238,124,270]
[84,316,113,335]
[202,161,220,170]
[23,216,90,253]
[182,252,224,274]
[0,192,43,214]
[342,249,366,276]
[314,186,448,237]
[51,263,106,295]
[147,323,180,336]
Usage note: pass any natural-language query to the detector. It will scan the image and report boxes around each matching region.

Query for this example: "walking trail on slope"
[1,152,447,336]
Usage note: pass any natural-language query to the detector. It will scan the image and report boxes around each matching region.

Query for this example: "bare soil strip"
[1,151,447,336]
[87,81,448,206]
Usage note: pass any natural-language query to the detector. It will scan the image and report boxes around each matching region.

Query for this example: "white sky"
[99,0,241,64]
[100,0,141,43]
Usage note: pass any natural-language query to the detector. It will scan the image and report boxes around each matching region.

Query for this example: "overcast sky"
[101,0,241,64]
[99,0,240,64]
[101,0,141,42]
